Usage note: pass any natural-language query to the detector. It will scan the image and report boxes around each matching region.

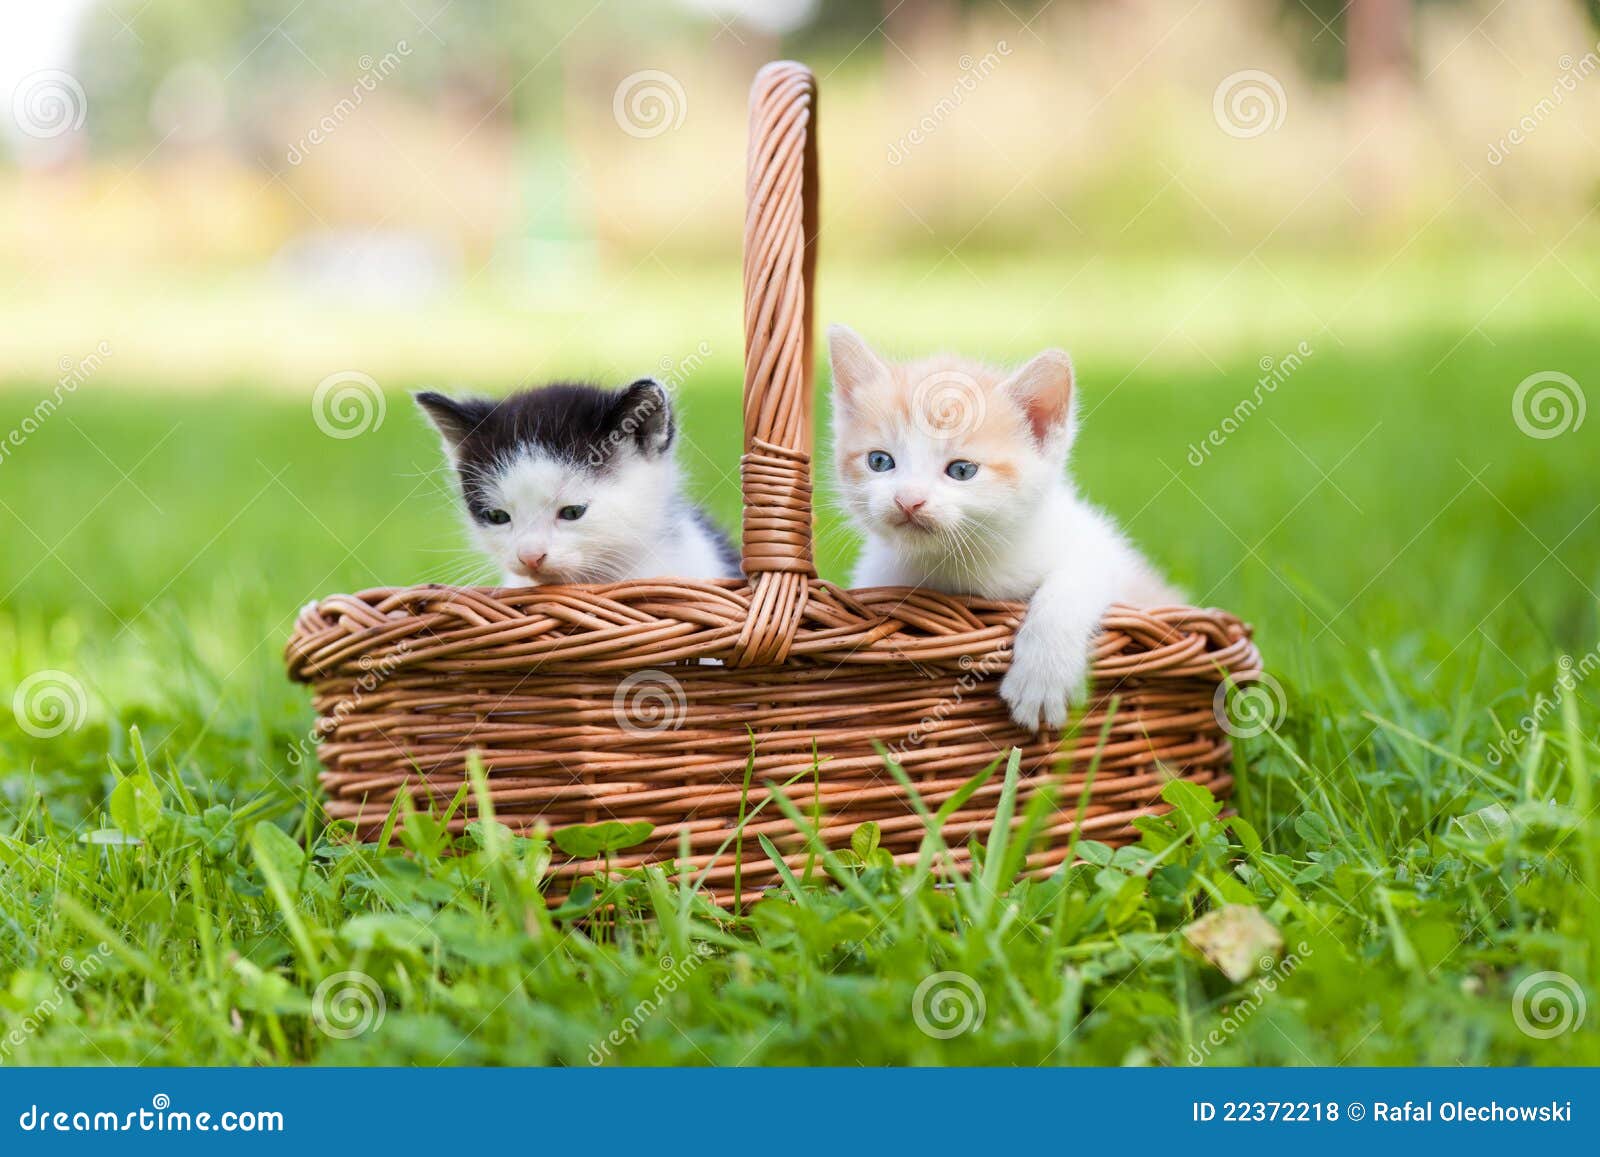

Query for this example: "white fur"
[850,491,1177,730]
[463,447,731,587]
[833,328,1179,731]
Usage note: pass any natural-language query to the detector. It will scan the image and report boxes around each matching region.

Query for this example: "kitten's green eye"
[557,504,588,522]
[866,450,895,473]
[482,509,511,526]
[945,460,979,481]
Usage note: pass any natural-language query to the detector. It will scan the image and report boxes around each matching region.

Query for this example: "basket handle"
[733,62,818,667]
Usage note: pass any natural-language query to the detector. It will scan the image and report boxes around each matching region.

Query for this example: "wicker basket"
[285,62,1262,901]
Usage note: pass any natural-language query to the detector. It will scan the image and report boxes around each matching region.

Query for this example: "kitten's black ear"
[1001,349,1076,448]
[828,324,889,405]
[609,378,674,457]
[414,391,492,451]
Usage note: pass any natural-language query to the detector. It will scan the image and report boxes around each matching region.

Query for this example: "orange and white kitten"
[829,325,1180,731]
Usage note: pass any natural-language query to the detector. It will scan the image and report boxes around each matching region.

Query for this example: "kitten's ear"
[609,378,674,457]
[414,391,492,451]
[1001,349,1076,447]
[828,324,889,404]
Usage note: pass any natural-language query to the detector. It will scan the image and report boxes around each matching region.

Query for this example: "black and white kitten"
[416,379,740,587]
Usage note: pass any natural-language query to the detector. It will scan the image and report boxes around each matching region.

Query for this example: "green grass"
[1,261,1598,1065]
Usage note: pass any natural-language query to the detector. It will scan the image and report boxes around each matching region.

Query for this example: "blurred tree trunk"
[1347,0,1414,229]
[1349,0,1411,88]
[884,0,959,41]
[883,0,960,84]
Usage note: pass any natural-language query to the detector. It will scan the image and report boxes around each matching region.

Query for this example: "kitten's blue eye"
[866,450,895,472]
[482,509,511,526]
[557,504,588,522]
[945,460,979,481]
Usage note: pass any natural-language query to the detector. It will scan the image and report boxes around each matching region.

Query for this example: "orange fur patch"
[837,353,1036,457]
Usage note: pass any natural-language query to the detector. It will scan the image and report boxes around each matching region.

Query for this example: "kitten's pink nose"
[895,495,927,518]
[517,550,547,574]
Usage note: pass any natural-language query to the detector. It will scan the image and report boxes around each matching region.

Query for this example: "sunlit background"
[4,0,1599,388]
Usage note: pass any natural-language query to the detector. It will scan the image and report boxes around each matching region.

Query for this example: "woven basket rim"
[286,582,1259,687]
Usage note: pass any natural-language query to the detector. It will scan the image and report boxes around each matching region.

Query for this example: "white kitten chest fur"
[851,482,1180,731]
[851,484,1176,605]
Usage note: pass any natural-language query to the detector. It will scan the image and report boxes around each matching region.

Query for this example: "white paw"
[999,641,1091,732]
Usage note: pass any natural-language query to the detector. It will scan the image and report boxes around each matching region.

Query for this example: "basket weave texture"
[285,62,1262,899]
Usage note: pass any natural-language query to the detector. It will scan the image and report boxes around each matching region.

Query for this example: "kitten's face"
[828,327,1075,554]
[462,450,671,584]
[418,380,678,586]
